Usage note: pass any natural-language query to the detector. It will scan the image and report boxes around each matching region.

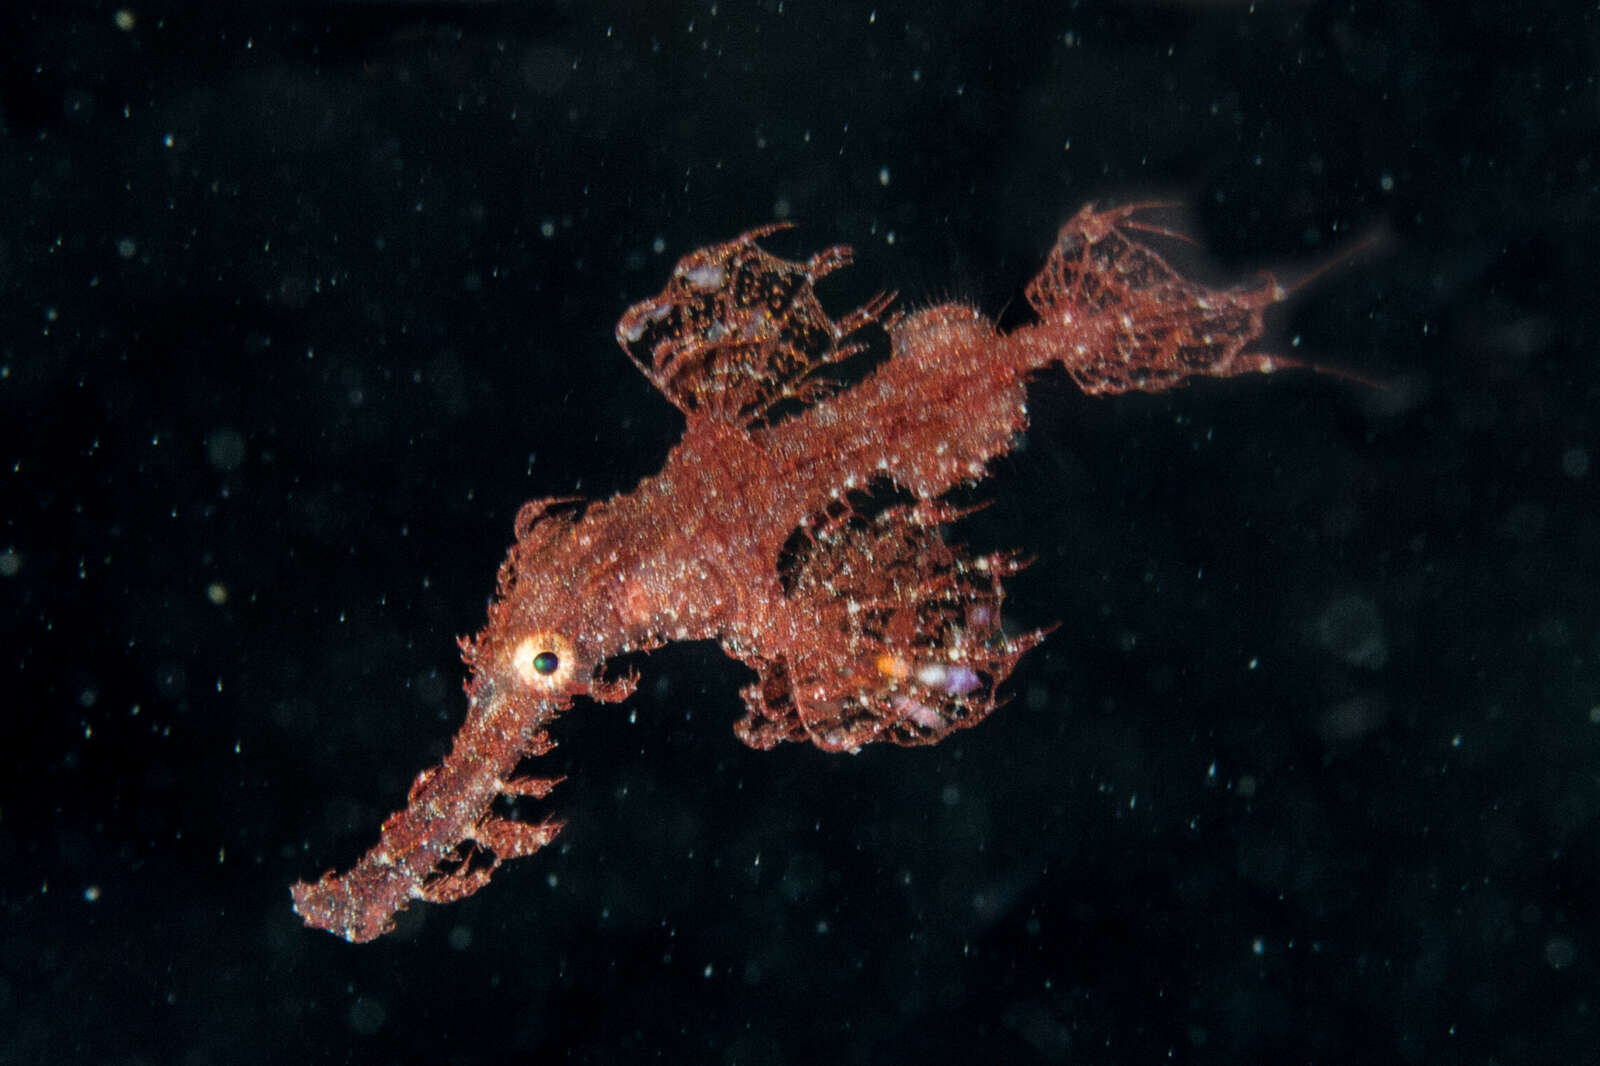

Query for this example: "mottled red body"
[291,204,1310,942]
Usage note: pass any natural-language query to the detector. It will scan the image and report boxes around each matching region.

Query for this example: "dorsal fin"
[615,224,894,428]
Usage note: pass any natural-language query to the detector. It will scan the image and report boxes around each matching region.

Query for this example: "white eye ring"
[510,631,577,692]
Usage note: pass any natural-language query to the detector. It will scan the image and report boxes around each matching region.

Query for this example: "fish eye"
[510,631,577,692]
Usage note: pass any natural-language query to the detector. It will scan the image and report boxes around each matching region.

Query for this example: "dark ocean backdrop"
[3,2,1595,1063]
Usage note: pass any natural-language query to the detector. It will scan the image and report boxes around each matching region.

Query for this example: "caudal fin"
[1023,203,1373,395]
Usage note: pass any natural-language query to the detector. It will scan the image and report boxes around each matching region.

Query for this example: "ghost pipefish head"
[474,494,617,706]
[475,594,637,714]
